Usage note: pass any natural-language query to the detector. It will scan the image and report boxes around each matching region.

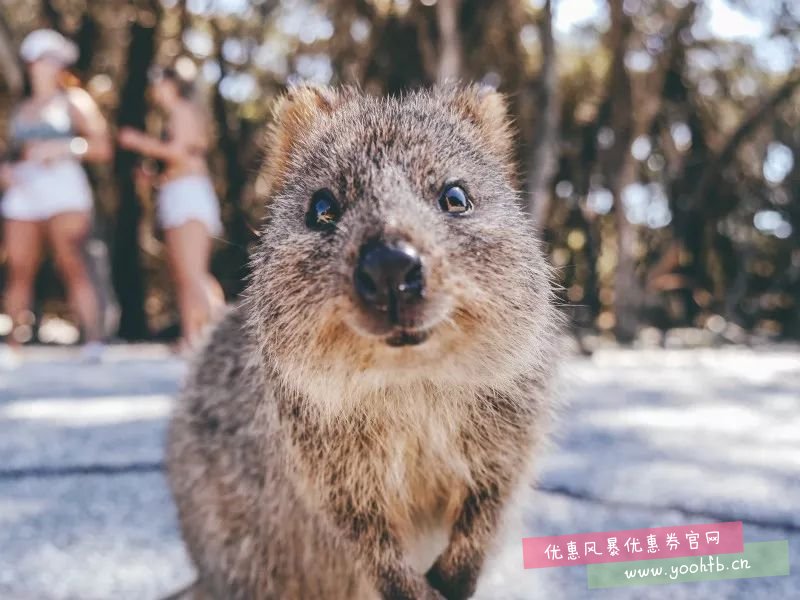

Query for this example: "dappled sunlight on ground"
[0,345,797,599]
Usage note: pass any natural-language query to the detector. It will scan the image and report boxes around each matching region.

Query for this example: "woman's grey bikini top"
[8,95,75,159]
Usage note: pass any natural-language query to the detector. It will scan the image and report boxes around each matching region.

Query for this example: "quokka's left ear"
[446,84,515,166]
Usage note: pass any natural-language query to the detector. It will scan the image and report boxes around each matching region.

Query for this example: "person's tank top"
[8,94,76,160]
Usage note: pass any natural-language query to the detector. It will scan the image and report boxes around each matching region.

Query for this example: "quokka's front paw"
[421,585,448,600]
[425,561,478,600]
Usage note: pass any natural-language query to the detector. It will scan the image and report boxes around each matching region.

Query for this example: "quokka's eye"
[438,184,473,215]
[305,189,341,231]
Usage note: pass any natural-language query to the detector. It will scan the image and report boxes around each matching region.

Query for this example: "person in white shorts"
[0,29,111,360]
[118,65,223,350]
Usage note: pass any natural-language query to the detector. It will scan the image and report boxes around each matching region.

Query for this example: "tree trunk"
[111,10,160,340]
[612,167,640,342]
[73,13,99,79]
[602,0,639,342]
[41,0,63,32]
[75,9,119,339]
[0,13,22,97]
[526,0,559,228]
[436,0,462,83]
[210,24,256,297]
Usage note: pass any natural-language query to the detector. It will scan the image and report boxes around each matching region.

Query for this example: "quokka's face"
[250,86,554,392]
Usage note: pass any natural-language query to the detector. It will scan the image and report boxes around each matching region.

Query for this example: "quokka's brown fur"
[165,85,562,600]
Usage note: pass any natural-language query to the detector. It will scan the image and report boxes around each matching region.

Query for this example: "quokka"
[166,85,561,600]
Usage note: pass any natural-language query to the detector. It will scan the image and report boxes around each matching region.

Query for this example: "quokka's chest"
[297,410,483,569]
[374,426,474,571]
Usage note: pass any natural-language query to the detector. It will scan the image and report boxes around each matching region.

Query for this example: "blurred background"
[0,2,799,599]
[0,0,798,347]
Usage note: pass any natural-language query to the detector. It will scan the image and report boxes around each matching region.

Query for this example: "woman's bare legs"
[47,212,102,343]
[2,219,44,346]
[164,220,223,349]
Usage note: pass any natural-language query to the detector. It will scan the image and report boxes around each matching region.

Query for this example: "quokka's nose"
[354,239,424,312]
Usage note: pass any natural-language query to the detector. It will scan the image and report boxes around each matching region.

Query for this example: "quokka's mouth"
[385,328,431,347]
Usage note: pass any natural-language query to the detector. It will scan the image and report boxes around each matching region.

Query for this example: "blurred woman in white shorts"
[0,29,111,359]
[118,65,223,350]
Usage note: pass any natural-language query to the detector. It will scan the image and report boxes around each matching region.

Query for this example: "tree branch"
[691,69,800,207]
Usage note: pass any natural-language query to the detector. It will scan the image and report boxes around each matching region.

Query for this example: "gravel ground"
[0,344,797,599]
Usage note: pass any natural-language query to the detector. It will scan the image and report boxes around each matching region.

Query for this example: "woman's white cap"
[20,29,78,65]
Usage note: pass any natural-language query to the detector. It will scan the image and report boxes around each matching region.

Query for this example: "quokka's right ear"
[449,84,515,167]
[261,85,345,197]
